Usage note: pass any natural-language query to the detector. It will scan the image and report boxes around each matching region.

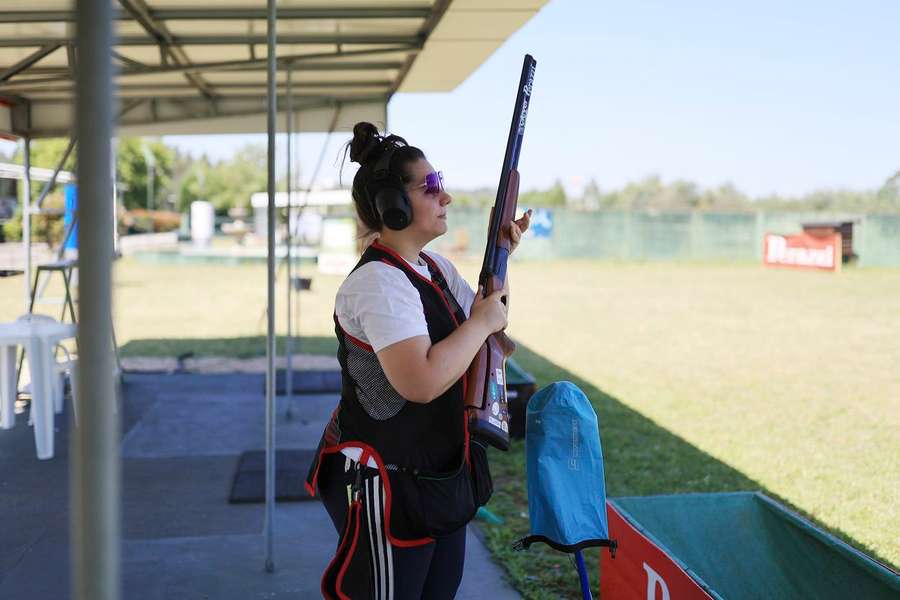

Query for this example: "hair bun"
[349,122,382,165]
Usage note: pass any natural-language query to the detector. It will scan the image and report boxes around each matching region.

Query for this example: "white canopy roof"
[250,188,351,208]
[0,0,548,138]
[0,161,74,182]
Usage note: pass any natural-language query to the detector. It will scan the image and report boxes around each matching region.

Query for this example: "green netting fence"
[434,208,900,267]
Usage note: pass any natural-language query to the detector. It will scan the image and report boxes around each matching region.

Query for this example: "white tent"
[0,2,549,597]
[0,0,547,137]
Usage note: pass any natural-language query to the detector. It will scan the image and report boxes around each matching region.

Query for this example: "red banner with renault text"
[601,503,713,600]
[763,232,841,272]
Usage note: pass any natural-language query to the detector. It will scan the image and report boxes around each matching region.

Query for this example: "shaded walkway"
[1,373,519,599]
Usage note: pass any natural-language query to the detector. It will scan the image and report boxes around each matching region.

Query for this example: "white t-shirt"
[335,250,476,352]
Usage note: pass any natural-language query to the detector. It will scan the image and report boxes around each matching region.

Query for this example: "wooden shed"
[801,220,856,263]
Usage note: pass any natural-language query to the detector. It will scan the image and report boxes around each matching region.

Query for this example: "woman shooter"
[306,122,530,599]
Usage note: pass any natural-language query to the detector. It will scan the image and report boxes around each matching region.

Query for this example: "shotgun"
[465,54,536,451]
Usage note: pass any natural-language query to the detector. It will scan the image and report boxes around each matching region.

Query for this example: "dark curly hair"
[344,121,425,233]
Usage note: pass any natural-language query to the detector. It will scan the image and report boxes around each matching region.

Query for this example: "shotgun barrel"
[466,54,536,450]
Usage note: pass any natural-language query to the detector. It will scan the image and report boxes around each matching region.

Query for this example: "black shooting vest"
[318,240,469,472]
[306,241,493,553]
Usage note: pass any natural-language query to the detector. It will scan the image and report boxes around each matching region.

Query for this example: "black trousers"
[318,453,467,600]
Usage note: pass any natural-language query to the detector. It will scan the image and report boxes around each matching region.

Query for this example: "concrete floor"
[0,372,520,599]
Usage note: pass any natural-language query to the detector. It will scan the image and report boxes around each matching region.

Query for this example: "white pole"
[264,0,277,574]
[285,65,294,420]
[22,137,32,311]
[112,139,119,256]
[73,0,120,599]
[141,143,156,211]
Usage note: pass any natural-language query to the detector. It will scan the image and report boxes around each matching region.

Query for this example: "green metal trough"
[601,492,899,599]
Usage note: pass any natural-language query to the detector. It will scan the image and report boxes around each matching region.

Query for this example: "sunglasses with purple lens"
[422,171,444,196]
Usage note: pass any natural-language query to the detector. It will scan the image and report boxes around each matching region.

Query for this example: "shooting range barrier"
[436,208,900,267]
[600,492,900,600]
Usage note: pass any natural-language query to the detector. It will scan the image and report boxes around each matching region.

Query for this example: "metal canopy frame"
[0,7,432,23]
[0,34,423,47]
[1,1,547,138]
[0,1,458,138]
[27,1,550,597]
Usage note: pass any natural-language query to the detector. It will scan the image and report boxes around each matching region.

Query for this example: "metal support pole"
[141,142,155,210]
[285,64,294,421]
[73,1,119,599]
[22,137,32,311]
[35,136,76,208]
[56,214,77,261]
[112,138,120,256]
[575,550,593,600]
[264,0,277,574]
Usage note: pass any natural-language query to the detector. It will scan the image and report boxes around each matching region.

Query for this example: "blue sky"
[167,0,900,197]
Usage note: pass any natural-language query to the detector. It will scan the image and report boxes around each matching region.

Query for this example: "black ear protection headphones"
[368,145,412,231]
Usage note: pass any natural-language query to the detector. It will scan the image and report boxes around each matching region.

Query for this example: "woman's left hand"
[508,209,532,255]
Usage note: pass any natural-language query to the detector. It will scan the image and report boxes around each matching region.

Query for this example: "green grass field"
[2,255,897,597]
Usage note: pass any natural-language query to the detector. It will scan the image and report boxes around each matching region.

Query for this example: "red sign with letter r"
[600,503,713,599]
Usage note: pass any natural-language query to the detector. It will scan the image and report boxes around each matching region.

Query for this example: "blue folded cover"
[524,381,609,549]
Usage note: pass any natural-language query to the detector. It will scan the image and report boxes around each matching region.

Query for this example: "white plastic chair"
[53,344,78,423]
[16,314,75,424]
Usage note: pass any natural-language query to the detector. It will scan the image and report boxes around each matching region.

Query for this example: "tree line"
[455,173,900,213]
[3,138,899,216]
[0,137,268,215]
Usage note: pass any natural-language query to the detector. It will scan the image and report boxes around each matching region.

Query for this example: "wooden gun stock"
[465,171,520,451]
